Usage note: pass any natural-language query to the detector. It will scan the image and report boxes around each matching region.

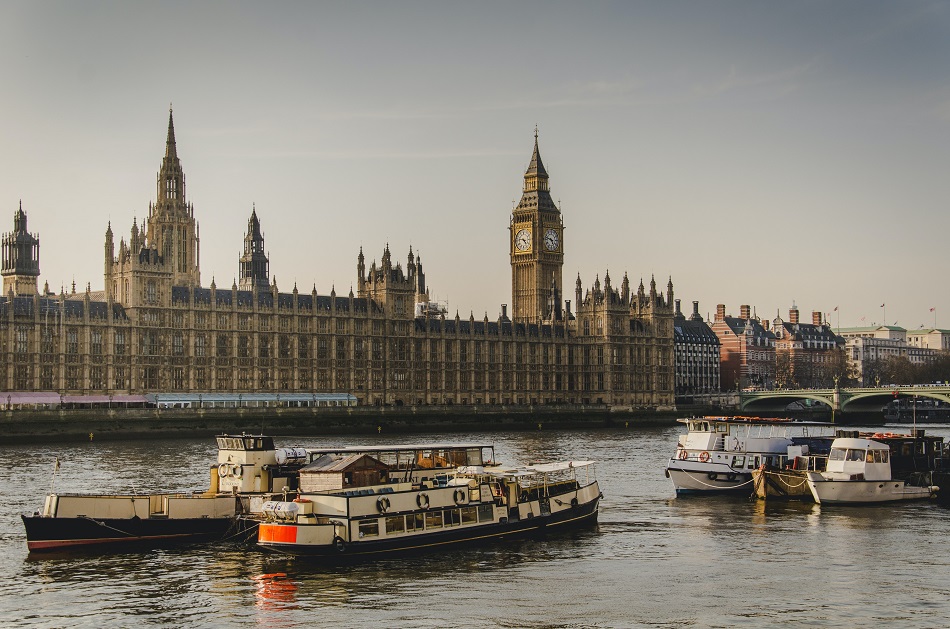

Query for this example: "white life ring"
[416,492,430,509]
[218,463,229,478]
[377,496,391,513]
[454,488,467,504]
[231,464,242,478]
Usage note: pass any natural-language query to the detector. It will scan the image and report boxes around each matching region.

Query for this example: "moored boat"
[21,433,309,553]
[754,429,948,501]
[806,437,939,504]
[666,416,835,495]
[255,448,601,557]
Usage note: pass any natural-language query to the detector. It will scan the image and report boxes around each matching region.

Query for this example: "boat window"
[866,451,875,463]
[731,456,745,468]
[216,438,226,448]
[385,515,405,535]
[846,449,865,462]
[829,448,846,461]
[715,423,727,433]
[873,450,883,464]
[881,450,889,464]
[461,506,478,524]
[407,513,424,532]
[445,509,461,527]
[424,511,443,529]
[358,520,379,538]
[478,504,494,522]
[468,448,483,466]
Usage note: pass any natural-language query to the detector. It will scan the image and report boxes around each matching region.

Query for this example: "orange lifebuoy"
[699,451,710,463]
[678,450,689,460]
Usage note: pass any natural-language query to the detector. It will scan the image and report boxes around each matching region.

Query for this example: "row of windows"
[357,504,495,538]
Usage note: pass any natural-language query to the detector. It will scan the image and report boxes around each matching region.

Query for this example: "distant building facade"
[771,307,844,388]
[0,111,675,408]
[839,326,939,385]
[673,299,720,395]
[710,304,776,391]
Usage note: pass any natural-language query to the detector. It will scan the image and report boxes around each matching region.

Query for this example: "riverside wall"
[0,404,688,444]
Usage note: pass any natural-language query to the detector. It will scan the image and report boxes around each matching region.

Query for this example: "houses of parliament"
[0,111,674,408]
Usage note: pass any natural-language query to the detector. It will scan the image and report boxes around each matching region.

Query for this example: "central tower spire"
[146,107,200,287]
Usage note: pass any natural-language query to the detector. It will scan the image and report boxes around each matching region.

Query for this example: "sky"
[1,1,949,330]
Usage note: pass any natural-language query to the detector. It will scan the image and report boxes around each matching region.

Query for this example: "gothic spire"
[165,106,178,161]
[525,125,548,180]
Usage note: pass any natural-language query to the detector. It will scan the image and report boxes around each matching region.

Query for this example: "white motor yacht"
[806,437,938,504]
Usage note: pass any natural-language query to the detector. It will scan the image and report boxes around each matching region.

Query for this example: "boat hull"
[257,496,600,558]
[751,468,813,501]
[666,461,752,495]
[806,476,938,505]
[21,514,237,553]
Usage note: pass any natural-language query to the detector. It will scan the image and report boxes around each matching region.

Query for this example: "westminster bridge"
[739,385,950,416]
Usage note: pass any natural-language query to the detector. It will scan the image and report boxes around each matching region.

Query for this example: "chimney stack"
[812,311,822,326]
[740,304,751,320]
[715,304,726,322]
[789,307,800,324]
[675,298,682,316]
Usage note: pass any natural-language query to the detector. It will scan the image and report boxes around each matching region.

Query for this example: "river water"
[3,422,950,628]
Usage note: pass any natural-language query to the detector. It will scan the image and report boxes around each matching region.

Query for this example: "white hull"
[806,475,937,504]
[666,461,752,494]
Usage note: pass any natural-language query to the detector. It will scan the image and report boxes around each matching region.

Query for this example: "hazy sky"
[2,1,949,329]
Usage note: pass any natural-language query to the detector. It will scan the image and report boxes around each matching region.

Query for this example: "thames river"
[3,422,950,628]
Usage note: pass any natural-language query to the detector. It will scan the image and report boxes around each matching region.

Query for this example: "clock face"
[515,228,531,252]
[544,229,559,251]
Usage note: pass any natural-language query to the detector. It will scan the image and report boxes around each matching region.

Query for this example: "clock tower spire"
[510,128,563,324]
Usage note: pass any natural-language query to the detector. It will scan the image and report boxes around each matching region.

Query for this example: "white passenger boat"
[256,446,601,557]
[806,437,939,504]
[665,416,835,495]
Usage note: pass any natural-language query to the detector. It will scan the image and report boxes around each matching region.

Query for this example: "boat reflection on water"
[253,572,299,611]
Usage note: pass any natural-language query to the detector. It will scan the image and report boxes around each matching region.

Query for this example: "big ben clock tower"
[510,129,564,323]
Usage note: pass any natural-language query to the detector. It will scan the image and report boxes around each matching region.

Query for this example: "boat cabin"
[678,417,831,456]
[213,433,308,495]
[299,454,391,492]
[824,438,891,481]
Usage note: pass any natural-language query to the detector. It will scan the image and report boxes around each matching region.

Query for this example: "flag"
[833,306,838,312]
[931,307,935,312]
[880,303,885,308]
[861,316,866,322]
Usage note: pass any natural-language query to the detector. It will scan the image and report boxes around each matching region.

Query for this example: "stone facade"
[0,111,675,408]
[840,326,939,385]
